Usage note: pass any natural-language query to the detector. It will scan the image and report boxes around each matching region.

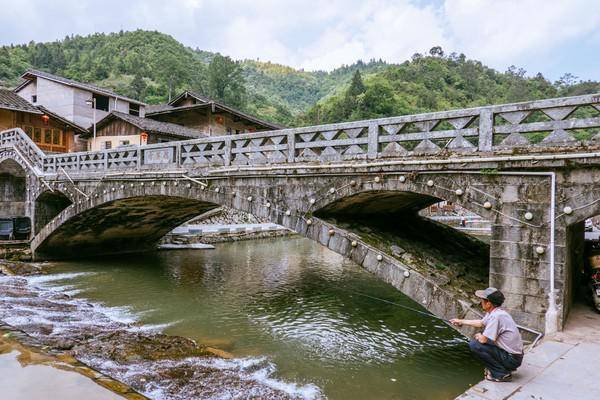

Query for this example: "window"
[129,103,140,116]
[24,126,33,138]
[31,95,37,103]
[118,140,130,147]
[34,128,41,142]
[93,94,109,112]
[102,141,112,150]
[226,127,232,134]
[44,129,52,144]
[52,129,61,145]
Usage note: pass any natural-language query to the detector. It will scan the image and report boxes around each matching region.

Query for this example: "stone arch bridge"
[1,93,600,335]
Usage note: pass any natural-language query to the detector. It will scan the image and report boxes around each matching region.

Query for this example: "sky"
[0,0,598,81]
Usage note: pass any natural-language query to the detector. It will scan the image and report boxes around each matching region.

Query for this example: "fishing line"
[336,287,462,331]
[308,280,456,327]
[340,288,448,321]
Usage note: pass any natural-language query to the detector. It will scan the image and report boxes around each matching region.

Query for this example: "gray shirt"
[482,308,523,355]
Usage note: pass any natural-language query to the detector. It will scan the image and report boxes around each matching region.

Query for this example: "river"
[6,237,482,399]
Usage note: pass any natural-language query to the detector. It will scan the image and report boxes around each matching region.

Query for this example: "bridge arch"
[32,193,221,259]
[29,171,530,334]
[34,190,72,234]
[32,172,497,259]
[0,159,27,220]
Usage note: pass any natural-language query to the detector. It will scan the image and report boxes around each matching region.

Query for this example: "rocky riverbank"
[0,260,322,400]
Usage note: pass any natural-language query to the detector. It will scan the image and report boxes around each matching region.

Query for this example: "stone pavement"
[457,305,600,400]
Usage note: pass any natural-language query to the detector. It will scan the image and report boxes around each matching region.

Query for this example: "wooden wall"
[0,109,78,153]
[96,119,141,137]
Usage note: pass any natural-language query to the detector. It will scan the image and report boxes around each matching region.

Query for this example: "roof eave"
[19,70,147,106]
[13,79,33,93]
[0,104,43,115]
[146,102,281,129]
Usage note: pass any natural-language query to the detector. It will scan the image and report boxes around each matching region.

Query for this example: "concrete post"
[478,108,494,151]
[367,122,379,158]
[287,132,295,163]
[223,138,232,167]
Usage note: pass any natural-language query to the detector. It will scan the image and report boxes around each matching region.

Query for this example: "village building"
[14,69,147,130]
[86,111,207,151]
[145,90,281,136]
[0,89,87,153]
[5,71,282,153]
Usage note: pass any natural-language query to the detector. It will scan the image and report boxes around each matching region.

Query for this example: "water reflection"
[47,237,481,399]
[0,336,122,400]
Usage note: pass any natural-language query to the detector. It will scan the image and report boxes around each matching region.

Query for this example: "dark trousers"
[469,339,523,378]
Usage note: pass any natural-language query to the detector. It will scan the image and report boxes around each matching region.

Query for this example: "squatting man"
[450,287,524,382]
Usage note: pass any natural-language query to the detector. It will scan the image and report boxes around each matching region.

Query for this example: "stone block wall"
[0,173,26,217]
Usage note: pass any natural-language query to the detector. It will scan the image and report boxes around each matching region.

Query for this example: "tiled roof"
[145,104,174,114]
[0,89,42,114]
[147,99,282,130]
[16,69,146,105]
[149,89,282,130]
[91,111,207,140]
[168,90,211,106]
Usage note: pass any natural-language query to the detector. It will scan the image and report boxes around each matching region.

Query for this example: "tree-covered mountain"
[0,30,597,127]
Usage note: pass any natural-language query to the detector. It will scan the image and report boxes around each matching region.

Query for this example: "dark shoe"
[485,373,512,382]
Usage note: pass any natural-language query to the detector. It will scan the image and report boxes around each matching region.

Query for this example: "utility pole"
[85,97,97,149]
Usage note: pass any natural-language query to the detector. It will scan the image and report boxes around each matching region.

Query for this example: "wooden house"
[86,111,207,151]
[14,69,147,130]
[145,90,281,136]
[0,89,87,153]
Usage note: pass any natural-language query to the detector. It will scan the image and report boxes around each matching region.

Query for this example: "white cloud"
[0,0,598,79]
[442,0,600,63]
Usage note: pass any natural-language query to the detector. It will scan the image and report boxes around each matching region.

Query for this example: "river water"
[26,237,481,399]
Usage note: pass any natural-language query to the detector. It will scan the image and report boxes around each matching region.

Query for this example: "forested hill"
[1,30,598,127]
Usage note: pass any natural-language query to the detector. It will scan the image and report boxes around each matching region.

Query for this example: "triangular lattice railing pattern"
[231,133,289,165]
[294,127,369,161]
[378,114,480,156]
[180,140,227,166]
[493,99,600,149]
[1,93,599,176]
[108,149,139,169]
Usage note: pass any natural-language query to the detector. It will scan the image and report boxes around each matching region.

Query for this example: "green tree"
[347,70,366,97]
[129,72,147,101]
[207,54,246,107]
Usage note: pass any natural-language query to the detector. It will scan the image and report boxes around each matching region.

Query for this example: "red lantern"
[140,131,148,145]
[41,114,50,125]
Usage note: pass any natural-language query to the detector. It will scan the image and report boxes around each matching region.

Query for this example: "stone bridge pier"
[0,153,37,227]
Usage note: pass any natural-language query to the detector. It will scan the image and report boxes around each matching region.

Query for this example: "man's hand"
[449,318,463,326]
[474,333,488,344]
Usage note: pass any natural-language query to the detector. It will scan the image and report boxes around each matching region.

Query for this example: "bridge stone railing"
[0,127,47,173]
[1,93,599,176]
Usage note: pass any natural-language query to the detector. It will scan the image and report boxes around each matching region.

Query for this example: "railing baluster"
[287,132,295,163]
[367,122,379,158]
[478,108,494,151]
[223,138,231,166]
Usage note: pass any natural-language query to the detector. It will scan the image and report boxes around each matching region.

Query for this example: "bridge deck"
[0,92,598,177]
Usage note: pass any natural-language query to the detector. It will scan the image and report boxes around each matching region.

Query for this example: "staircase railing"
[0,127,46,174]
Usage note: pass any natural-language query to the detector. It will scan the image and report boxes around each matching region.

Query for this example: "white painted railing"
[1,93,599,175]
